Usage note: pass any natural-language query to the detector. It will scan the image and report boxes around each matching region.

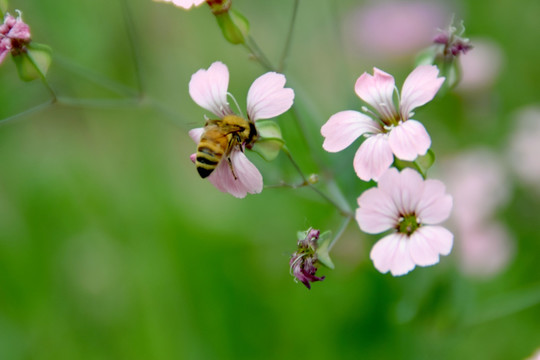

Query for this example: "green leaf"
[315,231,334,269]
[13,43,52,82]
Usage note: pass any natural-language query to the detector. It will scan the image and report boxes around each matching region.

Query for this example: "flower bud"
[213,9,248,45]
[206,0,231,15]
[307,173,319,184]
[432,20,472,90]
[206,1,249,45]
[1,11,31,65]
[416,19,472,91]
[290,228,326,289]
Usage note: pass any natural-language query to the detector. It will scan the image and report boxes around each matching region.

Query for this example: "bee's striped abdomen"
[195,129,228,178]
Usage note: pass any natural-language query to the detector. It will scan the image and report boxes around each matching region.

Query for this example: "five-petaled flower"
[321,65,444,181]
[0,11,31,65]
[356,168,453,276]
[188,61,294,198]
[289,228,325,289]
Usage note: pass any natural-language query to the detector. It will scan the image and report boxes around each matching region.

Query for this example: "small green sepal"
[251,120,284,161]
[315,231,335,270]
[415,47,437,67]
[393,149,435,178]
[230,9,249,38]
[297,230,308,241]
[415,149,435,173]
[215,11,246,45]
[13,43,52,81]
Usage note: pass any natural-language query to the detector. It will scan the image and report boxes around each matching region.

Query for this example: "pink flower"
[356,168,453,276]
[443,149,514,278]
[526,348,540,360]
[188,61,294,198]
[321,65,444,181]
[153,0,206,10]
[445,149,509,229]
[507,106,540,191]
[458,222,514,278]
[343,1,448,60]
[0,12,31,64]
[457,38,503,92]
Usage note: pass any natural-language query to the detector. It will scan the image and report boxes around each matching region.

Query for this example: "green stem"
[0,100,54,126]
[26,52,57,102]
[120,0,145,97]
[264,180,307,189]
[54,54,138,97]
[278,0,300,73]
[57,97,141,109]
[328,216,351,251]
[282,146,353,218]
[243,36,275,72]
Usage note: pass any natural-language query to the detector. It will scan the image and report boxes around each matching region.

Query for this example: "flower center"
[398,214,420,236]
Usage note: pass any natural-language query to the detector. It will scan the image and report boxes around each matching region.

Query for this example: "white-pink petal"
[355,68,398,121]
[400,65,444,118]
[388,119,431,161]
[416,179,453,224]
[370,233,416,276]
[189,61,233,118]
[188,127,204,143]
[356,187,399,234]
[247,72,294,121]
[154,0,205,10]
[208,150,263,198]
[412,226,453,258]
[385,167,424,215]
[408,225,452,266]
[321,110,382,152]
[353,134,394,181]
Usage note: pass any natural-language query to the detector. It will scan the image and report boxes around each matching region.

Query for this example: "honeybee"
[195,114,257,179]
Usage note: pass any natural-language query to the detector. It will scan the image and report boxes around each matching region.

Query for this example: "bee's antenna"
[227,92,245,118]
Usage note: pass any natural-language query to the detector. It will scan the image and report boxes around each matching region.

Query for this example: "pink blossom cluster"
[444,150,514,277]
[0,12,31,65]
[507,106,540,191]
[322,65,454,276]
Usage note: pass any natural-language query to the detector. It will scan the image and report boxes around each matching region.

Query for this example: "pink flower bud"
[0,11,32,64]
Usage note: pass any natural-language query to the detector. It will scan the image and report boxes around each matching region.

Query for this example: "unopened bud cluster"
[433,22,472,59]
[289,229,325,289]
[0,12,31,64]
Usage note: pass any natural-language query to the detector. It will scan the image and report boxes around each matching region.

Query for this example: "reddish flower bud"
[289,228,325,289]
[0,11,31,64]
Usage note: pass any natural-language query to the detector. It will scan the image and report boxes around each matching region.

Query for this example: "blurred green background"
[1,0,540,359]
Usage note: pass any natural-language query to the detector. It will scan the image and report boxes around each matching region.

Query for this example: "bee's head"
[245,121,259,149]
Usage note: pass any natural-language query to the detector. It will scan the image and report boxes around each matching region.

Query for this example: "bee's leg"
[234,134,245,153]
[227,156,238,180]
